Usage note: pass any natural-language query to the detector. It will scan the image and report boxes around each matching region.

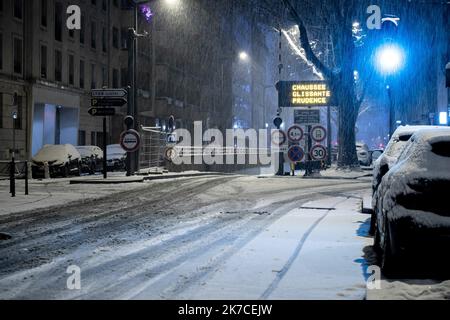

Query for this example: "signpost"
[294,109,321,125]
[91,88,128,98]
[310,145,327,161]
[88,107,116,117]
[311,125,327,142]
[287,145,305,163]
[91,98,127,107]
[120,129,141,153]
[90,88,128,179]
[287,125,304,143]
[277,81,332,108]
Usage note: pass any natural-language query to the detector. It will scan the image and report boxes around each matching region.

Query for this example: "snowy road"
[0,175,372,299]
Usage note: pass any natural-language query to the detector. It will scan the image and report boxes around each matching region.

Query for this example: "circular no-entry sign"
[287,145,305,163]
[310,145,327,161]
[311,125,327,142]
[287,125,304,142]
[271,130,287,146]
[120,129,141,152]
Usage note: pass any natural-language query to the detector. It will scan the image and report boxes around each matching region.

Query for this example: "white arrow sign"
[91,88,128,98]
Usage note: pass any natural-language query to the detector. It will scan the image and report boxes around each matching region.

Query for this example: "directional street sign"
[287,125,304,143]
[88,107,116,116]
[91,88,128,98]
[91,98,127,107]
[287,145,305,163]
[310,145,327,161]
[311,125,327,142]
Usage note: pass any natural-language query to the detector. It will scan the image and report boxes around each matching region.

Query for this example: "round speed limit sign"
[310,145,327,161]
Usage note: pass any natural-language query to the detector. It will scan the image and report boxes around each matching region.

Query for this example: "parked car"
[373,128,450,274]
[369,149,384,164]
[370,125,441,235]
[356,142,371,166]
[75,146,104,174]
[32,144,81,178]
[106,144,127,171]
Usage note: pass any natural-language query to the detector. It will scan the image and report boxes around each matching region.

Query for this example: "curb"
[69,172,231,184]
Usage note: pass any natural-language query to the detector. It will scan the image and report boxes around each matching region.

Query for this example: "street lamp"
[239,51,249,62]
[375,43,404,75]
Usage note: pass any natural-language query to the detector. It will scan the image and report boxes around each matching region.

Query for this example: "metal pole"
[127,29,135,176]
[327,105,332,166]
[25,161,29,195]
[11,126,16,197]
[387,86,394,136]
[133,4,139,172]
[103,117,107,179]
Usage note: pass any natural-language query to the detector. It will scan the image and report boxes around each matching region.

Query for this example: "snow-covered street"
[0,175,374,299]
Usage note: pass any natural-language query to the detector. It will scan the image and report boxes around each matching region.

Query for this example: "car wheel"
[381,219,398,276]
[62,164,69,177]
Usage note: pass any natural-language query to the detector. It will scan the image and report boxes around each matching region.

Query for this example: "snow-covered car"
[356,142,370,166]
[75,146,104,174]
[369,149,384,164]
[373,128,450,274]
[370,125,442,234]
[106,144,127,171]
[32,144,81,178]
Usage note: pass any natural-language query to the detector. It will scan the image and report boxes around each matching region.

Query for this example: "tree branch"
[281,0,334,80]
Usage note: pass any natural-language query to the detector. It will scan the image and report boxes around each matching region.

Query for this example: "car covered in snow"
[356,142,370,166]
[373,128,450,274]
[370,125,442,234]
[106,144,127,171]
[75,146,104,174]
[32,144,82,178]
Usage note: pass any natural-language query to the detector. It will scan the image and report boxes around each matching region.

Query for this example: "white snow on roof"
[33,144,81,163]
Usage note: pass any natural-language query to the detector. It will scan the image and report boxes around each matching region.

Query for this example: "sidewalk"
[0,171,226,216]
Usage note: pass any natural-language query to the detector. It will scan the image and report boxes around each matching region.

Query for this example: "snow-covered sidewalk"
[172,196,373,300]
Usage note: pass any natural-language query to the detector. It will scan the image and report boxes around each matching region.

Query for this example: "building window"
[102,26,107,53]
[102,65,107,87]
[14,95,22,130]
[112,27,119,49]
[0,93,3,128]
[40,45,47,78]
[91,131,96,145]
[14,0,23,20]
[80,16,85,44]
[68,54,74,85]
[91,21,96,49]
[120,68,128,87]
[55,50,62,82]
[112,69,119,88]
[0,0,3,12]
[55,2,63,41]
[78,130,86,145]
[91,64,96,89]
[41,0,47,27]
[13,37,23,74]
[0,33,3,70]
[121,28,128,49]
[80,60,85,88]
[102,0,107,11]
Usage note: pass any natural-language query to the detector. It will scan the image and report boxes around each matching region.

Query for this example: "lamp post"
[375,43,405,136]
[127,0,149,175]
